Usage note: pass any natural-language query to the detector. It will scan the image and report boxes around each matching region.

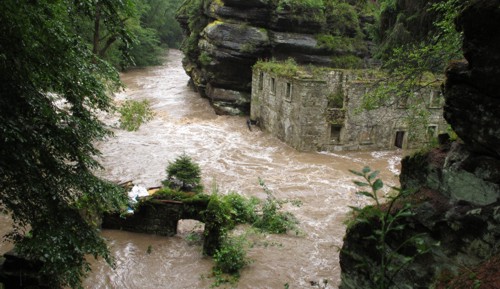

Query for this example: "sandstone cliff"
[339,1,500,288]
[176,0,374,114]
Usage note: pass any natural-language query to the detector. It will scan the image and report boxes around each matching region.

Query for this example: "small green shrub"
[198,51,213,66]
[203,191,234,256]
[347,166,433,289]
[213,235,251,274]
[162,153,203,193]
[118,99,155,131]
[316,34,355,53]
[253,179,301,235]
[221,192,259,225]
[324,2,361,36]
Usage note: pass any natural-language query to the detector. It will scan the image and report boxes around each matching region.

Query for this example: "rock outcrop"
[176,0,373,114]
[340,1,500,288]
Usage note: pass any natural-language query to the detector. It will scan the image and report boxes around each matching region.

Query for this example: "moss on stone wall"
[253,58,300,77]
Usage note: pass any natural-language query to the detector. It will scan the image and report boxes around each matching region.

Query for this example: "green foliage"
[198,51,213,66]
[213,235,251,274]
[199,181,300,286]
[69,0,184,69]
[118,99,155,131]
[203,190,235,256]
[140,0,184,48]
[163,153,204,193]
[128,26,165,67]
[221,193,259,225]
[317,34,355,53]
[324,1,361,37]
[177,0,209,61]
[152,187,206,201]
[253,58,300,78]
[357,0,466,143]
[0,1,129,287]
[328,91,345,108]
[362,0,465,125]
[253,179,301,235]
[347,166,433,289]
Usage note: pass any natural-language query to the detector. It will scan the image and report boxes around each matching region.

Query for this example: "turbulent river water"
[4,49,404,288]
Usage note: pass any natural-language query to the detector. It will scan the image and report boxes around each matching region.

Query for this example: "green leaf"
[373,179,383,191]
[368,170,379,181]
[356,191,374,199]
[353,181,370,187]
[362,166,371,174]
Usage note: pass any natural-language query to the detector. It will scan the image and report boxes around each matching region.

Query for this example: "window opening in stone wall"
[285,82,292,101]
[427,125,438,140]
[331,125,342,142]
[258,72,264,91]
[394,131,405,148]
[429,90,442,108]
[271,77,276,94]
[328,90,344,108]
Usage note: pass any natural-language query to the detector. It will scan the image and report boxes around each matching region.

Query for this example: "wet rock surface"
[340,1,500,288]
[176,0,372,115]
[444,1,500,158]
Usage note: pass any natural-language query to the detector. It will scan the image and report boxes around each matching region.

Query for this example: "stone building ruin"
[250,66,448,152]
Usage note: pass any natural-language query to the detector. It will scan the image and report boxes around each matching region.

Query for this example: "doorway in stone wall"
[394,131,405,148]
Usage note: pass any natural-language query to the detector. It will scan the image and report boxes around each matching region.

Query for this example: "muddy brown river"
[1,49,403,288]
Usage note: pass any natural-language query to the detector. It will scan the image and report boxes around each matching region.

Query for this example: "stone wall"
[102,200,184,237]
[251,68,447,152]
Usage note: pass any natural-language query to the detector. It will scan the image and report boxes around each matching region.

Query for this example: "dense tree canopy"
[0,1,185,286]
[0,0,133,287]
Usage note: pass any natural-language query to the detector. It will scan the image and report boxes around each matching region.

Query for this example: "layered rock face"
[340,1,500,288]
[176,0,372,114]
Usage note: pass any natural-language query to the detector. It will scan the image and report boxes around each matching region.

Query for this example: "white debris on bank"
[126,185,149,213]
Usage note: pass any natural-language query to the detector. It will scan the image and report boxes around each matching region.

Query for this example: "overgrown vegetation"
[0,1,132,287]
[72,0,185,69]
[146,155,301,286]
[177,0,209,61]
[345,166,433,289]
[253,179,301,235]
[213,235,251,274]
[202,183,301,287]
[118,99,155,131]
[328,90,344,108]
[254,58,300,78]
[360,0,467,138]
[198,51,213,66]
